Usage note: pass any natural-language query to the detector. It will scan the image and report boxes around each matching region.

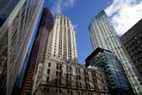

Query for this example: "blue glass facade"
[86,48,134,95]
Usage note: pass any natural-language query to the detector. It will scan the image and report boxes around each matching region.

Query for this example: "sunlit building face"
[89,10,142,95]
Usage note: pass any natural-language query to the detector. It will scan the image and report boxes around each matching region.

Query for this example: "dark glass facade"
[19,7,54,95]
[121,19,142,84]
[86,48,134,95]
[0,0,19,17]
[0,0,45,95]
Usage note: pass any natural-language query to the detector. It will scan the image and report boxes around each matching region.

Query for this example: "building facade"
[32,15,109,95]
[19,7,54,95]
[121,19,142,83]
[86,48,134,95]
[0,0,45,95]
[89,10,142,95]
[33,60,109,95]
[44,15,78,64]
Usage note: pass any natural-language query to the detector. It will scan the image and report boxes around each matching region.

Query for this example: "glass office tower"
[19,8,54,95]
[89,10,142,95]
[0,0,45,95]
[86,48,134,95]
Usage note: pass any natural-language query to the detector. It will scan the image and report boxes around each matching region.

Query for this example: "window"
[56,64,62,70]
[47,88,49,92]
[59,88,62,93]
[56,71,58,76]
[47,77,49,82]
[47,69,50,74]
[71,90,73,95]
[48,62,51,67]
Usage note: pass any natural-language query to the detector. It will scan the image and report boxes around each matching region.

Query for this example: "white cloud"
[51,0,79,15]
[105,0,142,36]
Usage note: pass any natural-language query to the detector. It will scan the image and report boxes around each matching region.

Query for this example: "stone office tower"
[45,15,78,64]
[0,0,45,95]
[32,15,110,95]
[89,10,142,95]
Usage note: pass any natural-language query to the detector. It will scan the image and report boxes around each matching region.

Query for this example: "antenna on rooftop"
[56,0,62,15]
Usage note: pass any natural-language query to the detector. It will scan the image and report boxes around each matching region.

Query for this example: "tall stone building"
[0,0,45,95]
[45,15,78,64]
[121,19,142,83]
[86,47,134,95]
[89,10,142,95]
[17,7,54,95]
[32,15,109,95]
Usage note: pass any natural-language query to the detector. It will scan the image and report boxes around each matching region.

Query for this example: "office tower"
[45,15,78,64]
[86,47,134,95]
[32,15,109,95]
[0,0,45,95]
[89,10,142,95]
[121,19,142,83]
[32,15,78,94]
[18,7,54,95]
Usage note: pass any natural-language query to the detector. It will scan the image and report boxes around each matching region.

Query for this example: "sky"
[105,0,142,36]
[47,0,142,63]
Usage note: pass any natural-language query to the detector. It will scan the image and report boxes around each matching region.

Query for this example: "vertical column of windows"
[52,18,59,57]
[58,17,63,58]
[66,19,69,61]
[45,30,53,59]
[72,31,77,63]
[101,17,114,50]
[89,23,97,49]
[55,18,59,57]
[97,19,108,49]
[92,22,100,48]
[63,20,67,61]
[94,21,105,48]
[51,27,55,57]
[70,25,74,62]
[67,20,71,62]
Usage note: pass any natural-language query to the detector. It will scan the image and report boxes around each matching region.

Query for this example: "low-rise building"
[33,58,109,95]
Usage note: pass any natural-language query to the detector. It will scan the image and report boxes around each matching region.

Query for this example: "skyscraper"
[32,15,109,95]
[121,19,142,83]
[19,7,54,95]
[89,10,142,95]
[45,15,78,64]
[0,0,45,95]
